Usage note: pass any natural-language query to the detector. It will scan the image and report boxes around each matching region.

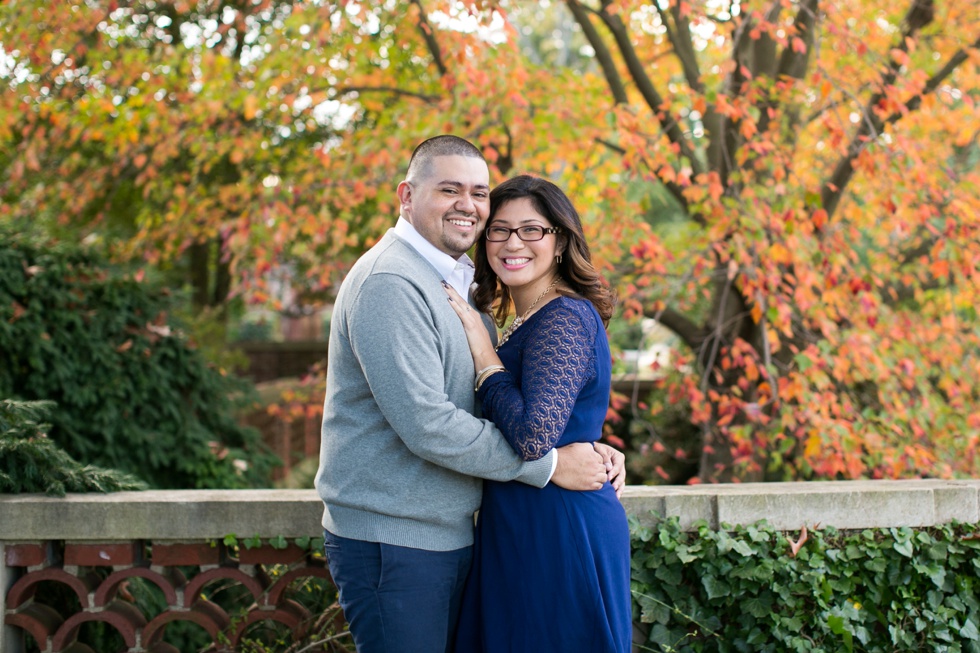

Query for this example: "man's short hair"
[406,135,485,183]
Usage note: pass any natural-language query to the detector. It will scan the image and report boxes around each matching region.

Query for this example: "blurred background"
[2,0,978,491]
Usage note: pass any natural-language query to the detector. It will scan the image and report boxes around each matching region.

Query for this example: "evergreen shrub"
[0,230,275,489]
[0,399,146,495]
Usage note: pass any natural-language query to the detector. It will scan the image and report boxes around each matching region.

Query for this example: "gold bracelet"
[474,365,506,391]
[474,365,507,392]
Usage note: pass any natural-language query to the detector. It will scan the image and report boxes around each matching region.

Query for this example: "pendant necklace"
[495,278,560,351]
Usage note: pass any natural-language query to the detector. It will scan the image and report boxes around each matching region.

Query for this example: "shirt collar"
[393,217,474,280]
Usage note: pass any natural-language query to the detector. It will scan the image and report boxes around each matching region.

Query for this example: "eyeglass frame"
[484,225,562,242]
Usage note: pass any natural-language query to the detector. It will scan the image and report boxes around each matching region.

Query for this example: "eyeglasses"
[485,225,561,242]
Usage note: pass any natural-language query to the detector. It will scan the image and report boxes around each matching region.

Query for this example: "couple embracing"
[315,135,631,653]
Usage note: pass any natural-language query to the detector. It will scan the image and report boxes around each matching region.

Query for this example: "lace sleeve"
[478,301,597,461]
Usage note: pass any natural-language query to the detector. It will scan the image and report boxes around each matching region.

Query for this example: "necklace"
[495,278,560,351]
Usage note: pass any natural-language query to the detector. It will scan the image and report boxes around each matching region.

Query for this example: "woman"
[443,175,631,653]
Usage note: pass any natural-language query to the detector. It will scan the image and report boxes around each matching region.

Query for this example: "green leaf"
[828,614,854,652]
[893,539,914,557]
[702,576,731,600]
[655,563,682,586]
[743,595,774,618]
[962,619,980,641]
[269,534,288,550]
[732,539,756,557]
[676,544,698,563]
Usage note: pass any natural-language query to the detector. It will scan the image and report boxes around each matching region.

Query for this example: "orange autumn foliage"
[2,0,978,482]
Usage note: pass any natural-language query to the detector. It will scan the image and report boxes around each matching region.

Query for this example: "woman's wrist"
[471,348,501,371]
[474,365,507,392]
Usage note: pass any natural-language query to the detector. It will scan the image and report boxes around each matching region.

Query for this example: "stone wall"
[3,480,979,652]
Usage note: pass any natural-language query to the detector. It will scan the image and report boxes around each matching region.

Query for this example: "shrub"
[0,229,276,489]
[0,399,146,495]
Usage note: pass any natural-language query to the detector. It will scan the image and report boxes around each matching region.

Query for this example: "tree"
[2,1,978,481]
[559,0,980,481]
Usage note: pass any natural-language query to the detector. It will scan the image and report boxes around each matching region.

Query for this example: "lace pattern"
[478,297,598,461]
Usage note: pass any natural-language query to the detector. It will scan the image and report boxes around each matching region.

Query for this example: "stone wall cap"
[2,481,978,541]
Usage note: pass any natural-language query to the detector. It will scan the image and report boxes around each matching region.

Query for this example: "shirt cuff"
[546,447,558,483]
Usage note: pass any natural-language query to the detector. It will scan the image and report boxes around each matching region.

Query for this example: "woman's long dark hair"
[473,174,614,326]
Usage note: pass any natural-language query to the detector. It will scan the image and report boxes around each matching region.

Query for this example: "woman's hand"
[442,281,500,370]
[593,442,627,499]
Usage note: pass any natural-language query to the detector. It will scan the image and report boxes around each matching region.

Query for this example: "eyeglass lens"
[486,226,554,242]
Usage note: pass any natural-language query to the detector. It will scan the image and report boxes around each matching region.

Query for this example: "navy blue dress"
[454,296,632,653]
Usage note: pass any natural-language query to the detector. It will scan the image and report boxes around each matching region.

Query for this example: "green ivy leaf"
[827,614,854,652]
[732,539,756,557]
[961,618,980,640]
[743,594,774,618]
[655,563,682,586]
[269,534,288,550]
[702,575,731,600]
[675,544,698,563]
[893,539,914,557]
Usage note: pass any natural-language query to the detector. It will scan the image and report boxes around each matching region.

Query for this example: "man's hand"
[551,442,607,491]
[594,442,626,498]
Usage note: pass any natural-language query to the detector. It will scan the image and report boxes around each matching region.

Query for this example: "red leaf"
[787,524,808,557]
[812,208,828,230]
[9,301,26,322]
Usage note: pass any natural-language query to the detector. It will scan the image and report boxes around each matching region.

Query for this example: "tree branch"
[650,306,708,354]
[654,2,703,93]
[818,1,972,221]
[595,137,625,154]
[710,2,782,183]
[753,0,820,161]
[885,35,980,120]
[595,0,705,180]
[410,0,447,77]
[332,86,441,103]
[776,0,820,81]
[566,0,628,104]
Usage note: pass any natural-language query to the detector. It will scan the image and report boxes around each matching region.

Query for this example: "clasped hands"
[553,442,626,498]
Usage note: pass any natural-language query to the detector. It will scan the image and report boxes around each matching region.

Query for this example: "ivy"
[218,534,324,555]
[630,515,980,652]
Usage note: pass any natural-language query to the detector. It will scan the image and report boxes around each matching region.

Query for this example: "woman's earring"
[556,254,562,264]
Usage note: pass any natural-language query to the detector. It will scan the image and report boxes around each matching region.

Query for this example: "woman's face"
[484,197,561,293]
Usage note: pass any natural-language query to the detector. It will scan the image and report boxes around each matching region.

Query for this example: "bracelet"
[475,367,505,392]
[474,365,507,392]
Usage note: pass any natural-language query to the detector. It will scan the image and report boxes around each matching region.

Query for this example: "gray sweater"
[316,230,554,551]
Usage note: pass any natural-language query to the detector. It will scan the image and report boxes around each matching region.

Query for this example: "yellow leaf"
[770,242,791,265]
[804,433,821,459]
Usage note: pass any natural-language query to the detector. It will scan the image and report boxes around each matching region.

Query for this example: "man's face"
[397,155,490,258]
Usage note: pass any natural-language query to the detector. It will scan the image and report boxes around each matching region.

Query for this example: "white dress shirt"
[393,217,474,300]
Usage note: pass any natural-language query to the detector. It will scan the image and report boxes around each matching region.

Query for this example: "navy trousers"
[323,529,473,653]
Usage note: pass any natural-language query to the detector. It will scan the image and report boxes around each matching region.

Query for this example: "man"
[315,135,624,653]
